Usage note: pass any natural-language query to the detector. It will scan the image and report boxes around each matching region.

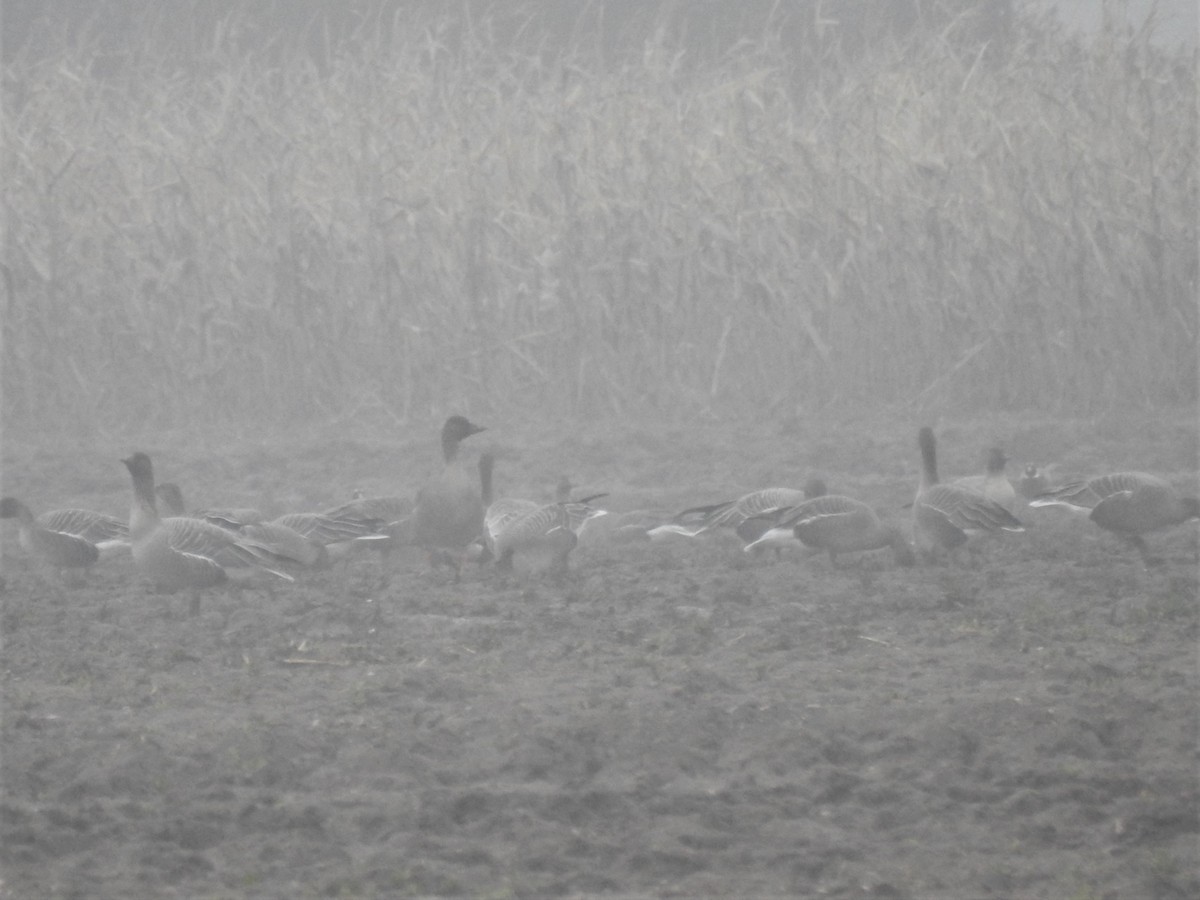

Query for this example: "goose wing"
[273,512,389,546]
[38,508,128,545]
[918,484,1024,533]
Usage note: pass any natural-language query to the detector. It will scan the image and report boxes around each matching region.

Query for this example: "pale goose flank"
[913,427,1024,559]
[1029,472,1199,563]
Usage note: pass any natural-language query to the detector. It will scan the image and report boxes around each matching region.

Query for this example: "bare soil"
[2,411,1197,899]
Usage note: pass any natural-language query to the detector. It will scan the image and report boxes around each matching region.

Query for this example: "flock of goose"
[2,417,1198,604]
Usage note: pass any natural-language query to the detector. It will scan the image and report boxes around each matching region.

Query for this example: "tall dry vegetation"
[3,4,1196,435]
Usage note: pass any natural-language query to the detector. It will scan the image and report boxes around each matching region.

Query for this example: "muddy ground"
[2,411,1197,899]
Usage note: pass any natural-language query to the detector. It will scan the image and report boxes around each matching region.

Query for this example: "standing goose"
[1029,473,1199,563]
[0,497,105,580]
[913,427,1024,558]
[743,494,915,566]
[952,447,1017,513]
[123,453,294,598]
[413,415,487,576]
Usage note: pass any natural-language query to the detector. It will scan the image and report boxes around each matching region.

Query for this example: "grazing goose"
[489,494,608,573]
[413,415,487,576]
[913,427,1024,558]
[0,497,104,579]
[952,447,1017,513]
[743,494,915,566]
[322,491,414,554]
[158,482,383,568]
[732,477,829,547]
[649,477,827,541]
[270,512,391,561]
[123,453,294,597]
[475,455,604,564]
[237,520,328,568]
[478,452,537,543]
[478,455,579,546]
[323,490,412,532]
[1029,472,1200,563]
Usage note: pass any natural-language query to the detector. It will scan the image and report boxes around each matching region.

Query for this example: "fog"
[5,0,1196,63]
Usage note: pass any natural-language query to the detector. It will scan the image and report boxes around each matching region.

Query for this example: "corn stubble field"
[2,3,1199,899]
[4,2,1196,427]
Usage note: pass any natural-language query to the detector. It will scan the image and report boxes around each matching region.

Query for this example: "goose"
[952,447,1017,513]
[648,477,827,542]
[412,415,487,576]
[269,512,391,561]
[743,494,915,566]
[478,452,538,545]
[1029,472,1199,563]
[913,427,1024,558]
[32,506,129,558]
[123,452,294,598]
[478,454,579,550]
[327,492,412,522]
[477,453,606,567]
[733,477,829,546]
[158,482,384,568]
[322,492,414,553]
[0,497,105,579]
[489,494,608,573]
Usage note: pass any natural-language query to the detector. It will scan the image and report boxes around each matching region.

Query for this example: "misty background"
[3,1,1196,436]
